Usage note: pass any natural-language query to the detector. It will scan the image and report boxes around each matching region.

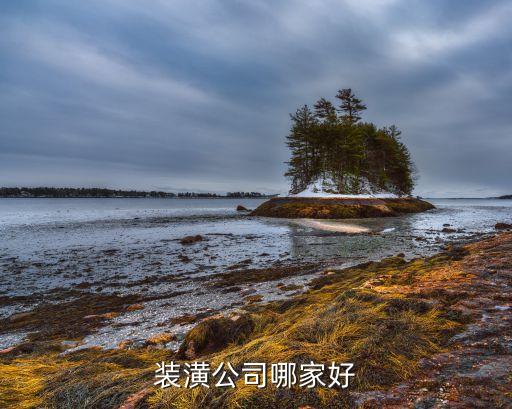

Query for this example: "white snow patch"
[282,180,399,199]
[381,227,396,233]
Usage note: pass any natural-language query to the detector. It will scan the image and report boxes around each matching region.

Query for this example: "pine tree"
[285,105,318,194]
[384,124,401,140]
[313,98,337,124]
[335,88,367,124]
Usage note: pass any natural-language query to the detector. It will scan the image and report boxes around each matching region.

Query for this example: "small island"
[253,88,434,218]
[251,196,434,218]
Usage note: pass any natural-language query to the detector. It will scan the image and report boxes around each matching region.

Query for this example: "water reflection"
[282,199,512,266]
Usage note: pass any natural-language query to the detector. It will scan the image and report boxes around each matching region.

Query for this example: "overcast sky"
[1,0,511,197]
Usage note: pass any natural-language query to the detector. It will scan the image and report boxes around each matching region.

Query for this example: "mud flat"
[1,232,511,408]
[250,196,435,219]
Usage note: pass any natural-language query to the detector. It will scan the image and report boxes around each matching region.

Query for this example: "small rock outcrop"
[495,222,512,230]
[250,197,435,219]
[236,205,250,211]
[180,235,204,245]
[442,227,457,233]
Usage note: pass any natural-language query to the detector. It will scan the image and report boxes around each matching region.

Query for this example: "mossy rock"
[177,315,254,359]
[250,197,434,219]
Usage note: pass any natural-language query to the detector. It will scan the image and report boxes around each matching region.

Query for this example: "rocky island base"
[250,197,435,219]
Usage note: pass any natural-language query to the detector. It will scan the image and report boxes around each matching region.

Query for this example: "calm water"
[1,197,511,349]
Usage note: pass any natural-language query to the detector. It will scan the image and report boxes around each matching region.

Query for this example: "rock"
[0,346,15,355]
[244,294,263,303]
[126,303,144,312]
[443,223,451,227]
[180,235,204,245]
[236,205,250,211]
[9,311,34,323]
[177,314,254,359]
[495,222,512,230]
[250,197,435,219]
[171,314,201,325]
[442,228,457,233]
[178,254,191,263]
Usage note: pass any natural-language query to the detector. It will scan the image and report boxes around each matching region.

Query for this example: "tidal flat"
[0,198,511,408]
[1,198,509,350]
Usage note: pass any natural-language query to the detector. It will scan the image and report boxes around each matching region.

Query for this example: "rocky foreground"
[1,232,511,408]
[250,197,435,219]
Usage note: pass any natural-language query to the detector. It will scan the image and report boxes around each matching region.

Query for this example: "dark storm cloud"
[0,0,511,196]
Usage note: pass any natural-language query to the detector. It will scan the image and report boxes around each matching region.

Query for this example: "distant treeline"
[177,192,271,198]
[498,195,512,199]
[0,187,274,199]
[0,187,176,198]
[227,192,268,198]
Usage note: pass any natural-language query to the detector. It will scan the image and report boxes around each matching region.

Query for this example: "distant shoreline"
[0,187,277,199]
[0,196,275,199]
[0,187,508,200]
[1,196,509,200]
[424,196,512,200]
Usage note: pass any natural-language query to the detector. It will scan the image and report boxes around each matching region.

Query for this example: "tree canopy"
[285,88,415,196]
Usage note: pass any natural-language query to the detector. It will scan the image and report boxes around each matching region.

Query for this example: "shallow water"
[1,197,511,349]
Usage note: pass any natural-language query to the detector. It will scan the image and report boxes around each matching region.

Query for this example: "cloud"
[5,21,223,105]
[0,0,511,196]
[391,1,512,61]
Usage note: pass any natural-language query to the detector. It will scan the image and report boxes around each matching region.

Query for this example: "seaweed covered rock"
[177,314,254,359]
[250,197,434,219]
[495,222,512,230]
[180,235,204,245]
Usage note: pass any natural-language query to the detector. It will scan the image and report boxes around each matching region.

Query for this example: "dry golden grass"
[0,354,77,408]
[0,347,167,409]
[147,252,466,408]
